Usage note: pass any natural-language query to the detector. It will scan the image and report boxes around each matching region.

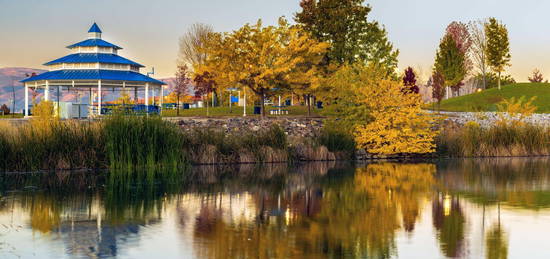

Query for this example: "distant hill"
[0,67,181,112]
[438,83,550,113]
[0,67,47,112]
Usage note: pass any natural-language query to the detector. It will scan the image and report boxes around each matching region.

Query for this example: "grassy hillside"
[438,83,550,113]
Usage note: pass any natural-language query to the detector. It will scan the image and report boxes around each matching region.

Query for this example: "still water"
[1,159,550,259]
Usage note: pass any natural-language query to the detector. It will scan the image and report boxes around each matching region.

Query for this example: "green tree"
[434,34,466,98]
[485,18,511,90]
[295,0,398,70]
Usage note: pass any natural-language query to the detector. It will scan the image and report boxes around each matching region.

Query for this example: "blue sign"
[231,96,239,103]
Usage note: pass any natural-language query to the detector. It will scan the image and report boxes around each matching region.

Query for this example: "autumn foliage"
[329,64,439,155]
[403,67,419,94]
[196,18,329,117]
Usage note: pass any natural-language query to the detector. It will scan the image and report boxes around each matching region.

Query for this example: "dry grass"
[437,122,550,157]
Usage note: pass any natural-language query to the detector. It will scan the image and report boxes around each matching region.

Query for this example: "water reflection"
[1,158,550,258]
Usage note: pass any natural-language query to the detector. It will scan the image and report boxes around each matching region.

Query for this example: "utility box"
[71,104,89,119]
[54,102,89,119]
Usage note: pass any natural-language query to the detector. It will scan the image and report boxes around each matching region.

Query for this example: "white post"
[278,95,281,114]
[45,80,49,101]
[151,85,156,106]
[145,83,149,106]
[229,91,232,111]
[243,88,247,117]
[160,85,164,113]
[24,83,29,117]
[98,80,102,115]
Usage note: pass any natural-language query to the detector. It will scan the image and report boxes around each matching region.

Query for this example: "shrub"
[0,104,10,115]
[315,120,356,157]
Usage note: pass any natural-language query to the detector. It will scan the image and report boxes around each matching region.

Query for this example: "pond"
[1,159,550,258]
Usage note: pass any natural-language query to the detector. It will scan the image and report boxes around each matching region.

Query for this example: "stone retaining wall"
[170,117,325,138]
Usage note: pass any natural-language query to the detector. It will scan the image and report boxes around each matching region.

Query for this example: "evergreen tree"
[295,0,399,70]
[485,18,511,90]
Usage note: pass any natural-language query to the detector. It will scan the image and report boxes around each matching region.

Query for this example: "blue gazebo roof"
[44,53,143,67]
[67,39,122,49]
[21,23,164,86]
[88,22,102,33]
[21,69,166,85]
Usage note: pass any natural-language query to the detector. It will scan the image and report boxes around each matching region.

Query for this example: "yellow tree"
[285,26,330,116]
[196,18,329,117]
[328,64,439,155]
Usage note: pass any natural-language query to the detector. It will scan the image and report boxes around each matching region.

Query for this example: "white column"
[160,86,164,111]
[45,81,49,101]
[278,95,281,114]
[24,83,29,117]
[98,80,102,115]
[145,83,149,106]
[243,88,247,117]
[152,86,156,106]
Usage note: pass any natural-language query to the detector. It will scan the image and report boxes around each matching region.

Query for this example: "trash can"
[183,103,190,109]
[254,106,261,114]
[316,101,323,109]
[285,100,291,106]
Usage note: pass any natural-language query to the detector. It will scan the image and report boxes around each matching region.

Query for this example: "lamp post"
[243,87,247,117]
[11,77,16,118]
[226,87,238,114]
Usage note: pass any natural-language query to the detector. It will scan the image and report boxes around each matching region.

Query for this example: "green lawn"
[161,105,327,117]
[438,83,550,113]
[0,113,24,119]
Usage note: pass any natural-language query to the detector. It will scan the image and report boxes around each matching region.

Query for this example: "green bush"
[315,121,356,157]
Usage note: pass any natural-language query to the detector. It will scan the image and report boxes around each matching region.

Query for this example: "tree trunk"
[176,94,180,116]
[260,91,266,118]
[482,70,487,90]
[307,94,311,117]
[498,71,502,90]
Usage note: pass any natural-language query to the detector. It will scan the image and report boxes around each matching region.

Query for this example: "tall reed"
[0,120,104,171]
[103,114,186,171]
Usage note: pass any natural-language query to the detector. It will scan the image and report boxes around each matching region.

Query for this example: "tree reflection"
[485,222,508,259]
[432,194,466,258]
[190,163,436,258]
[29,194,61,233]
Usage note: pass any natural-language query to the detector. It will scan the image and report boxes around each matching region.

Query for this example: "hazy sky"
[1,0,550,80]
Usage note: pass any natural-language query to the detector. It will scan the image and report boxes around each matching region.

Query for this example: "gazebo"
[21,22,166,118]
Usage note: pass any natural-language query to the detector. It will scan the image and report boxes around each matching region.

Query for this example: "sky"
[1,0,550,81]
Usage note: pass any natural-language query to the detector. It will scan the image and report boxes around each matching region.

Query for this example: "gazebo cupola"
[88,22,102,39]
[21,22,166,118]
